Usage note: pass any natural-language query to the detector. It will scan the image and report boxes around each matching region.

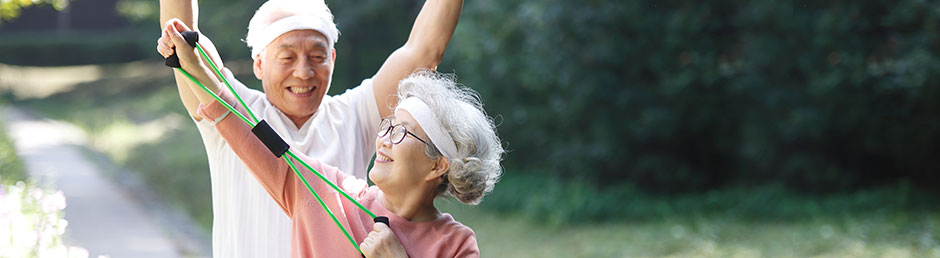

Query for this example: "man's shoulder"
[327,78,375,104]
[316,79,378,121]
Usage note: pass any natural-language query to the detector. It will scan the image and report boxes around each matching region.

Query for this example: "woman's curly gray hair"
[396,70,504,205]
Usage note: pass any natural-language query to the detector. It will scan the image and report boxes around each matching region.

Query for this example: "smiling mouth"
[288,86,316,94]
[377,152,394,162]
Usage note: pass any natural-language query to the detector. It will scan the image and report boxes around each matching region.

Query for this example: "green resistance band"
[165,30,379,253]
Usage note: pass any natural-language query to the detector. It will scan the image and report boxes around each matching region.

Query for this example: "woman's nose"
[377,131,393,149]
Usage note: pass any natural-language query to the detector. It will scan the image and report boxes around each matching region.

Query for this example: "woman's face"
[368,110,438,195]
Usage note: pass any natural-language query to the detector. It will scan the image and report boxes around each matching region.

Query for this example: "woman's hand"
[156,18,221,103]
[360,222,409,258]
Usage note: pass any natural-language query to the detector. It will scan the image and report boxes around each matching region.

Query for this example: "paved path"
[2,106,182,258]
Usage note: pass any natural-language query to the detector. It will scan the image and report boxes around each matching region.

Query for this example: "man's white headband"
[395,97,458,159]
[247,15,338,58]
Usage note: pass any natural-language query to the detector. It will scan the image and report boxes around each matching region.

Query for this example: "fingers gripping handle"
[361,217,390,258]
[164,31,200,68]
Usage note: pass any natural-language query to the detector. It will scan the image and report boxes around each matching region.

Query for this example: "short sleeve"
[330,78,382,162]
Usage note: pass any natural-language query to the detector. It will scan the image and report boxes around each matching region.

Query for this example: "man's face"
[253,29,334,125]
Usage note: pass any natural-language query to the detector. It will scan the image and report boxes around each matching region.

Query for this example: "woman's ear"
[425,157,449,181]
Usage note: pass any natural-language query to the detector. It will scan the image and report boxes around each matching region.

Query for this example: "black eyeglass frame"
[378,119,431,146]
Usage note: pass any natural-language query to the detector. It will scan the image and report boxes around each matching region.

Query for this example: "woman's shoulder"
[435,213,476,238]
[424,213,479,258]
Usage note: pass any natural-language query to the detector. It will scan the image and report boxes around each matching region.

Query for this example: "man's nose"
[292,58,314,79]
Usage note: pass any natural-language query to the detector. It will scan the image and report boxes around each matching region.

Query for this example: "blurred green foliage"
[0,0,68,23]
[6,0,940,195]
[444,0,940,193]
[4,0,940,232]
[0,30,154,66]
[93,0,940,193]
[0,112,26,185]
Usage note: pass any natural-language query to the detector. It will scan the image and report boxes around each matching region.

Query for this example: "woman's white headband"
[246,15,338,58]
[395,97,458,159]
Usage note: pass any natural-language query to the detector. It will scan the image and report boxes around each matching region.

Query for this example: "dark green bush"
[0,30,155,66]
[9,0,939,195]
[444,0,940,193]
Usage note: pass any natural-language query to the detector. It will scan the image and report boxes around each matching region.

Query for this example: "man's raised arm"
[371,0,463,118]
[159,0,227,121]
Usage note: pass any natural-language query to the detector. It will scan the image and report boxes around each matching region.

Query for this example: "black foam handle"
[251,120,290,158]
[164,30,200,68]
[374,216,390,226]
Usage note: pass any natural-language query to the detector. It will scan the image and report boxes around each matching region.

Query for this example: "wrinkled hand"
[360,222,409,258]
[156,18,216,88]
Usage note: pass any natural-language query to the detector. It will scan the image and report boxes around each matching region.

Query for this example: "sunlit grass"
[439,198,940,257]
[89,113,185,163]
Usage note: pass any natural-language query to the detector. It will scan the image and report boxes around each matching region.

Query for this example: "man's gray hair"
[396,70,505,205]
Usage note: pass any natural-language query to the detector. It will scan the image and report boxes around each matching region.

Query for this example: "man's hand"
[359,222,409,258]
[157,19,206,82]
[157,18,221,105]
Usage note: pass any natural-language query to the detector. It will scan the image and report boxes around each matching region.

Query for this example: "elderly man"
[157,0,461,257]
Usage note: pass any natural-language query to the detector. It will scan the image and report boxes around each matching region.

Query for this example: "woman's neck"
[380,185,440,222]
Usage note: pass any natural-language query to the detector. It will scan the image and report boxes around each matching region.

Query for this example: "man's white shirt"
[194,68,381,258]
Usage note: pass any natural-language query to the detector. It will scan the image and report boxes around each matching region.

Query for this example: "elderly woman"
[164,27,503,257]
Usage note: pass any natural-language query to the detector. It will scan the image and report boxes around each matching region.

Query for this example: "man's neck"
[287,114,312,129]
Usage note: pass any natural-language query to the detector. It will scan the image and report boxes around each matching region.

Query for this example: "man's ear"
[331,48,337,64]
[253,55,263,80]
[426,157,449,181]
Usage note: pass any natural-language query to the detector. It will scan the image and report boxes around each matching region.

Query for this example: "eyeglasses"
[378,119,430,146]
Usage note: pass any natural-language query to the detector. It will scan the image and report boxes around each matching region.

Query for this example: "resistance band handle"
[374,216,389,226]
[252,120,290,158]
[164,30,200,68]
[360,216,391,258]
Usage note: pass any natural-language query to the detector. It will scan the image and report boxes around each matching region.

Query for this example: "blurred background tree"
[3,0,940,222]
[443,0,940,194]
[4,1,940,255]
[0,0,68,23]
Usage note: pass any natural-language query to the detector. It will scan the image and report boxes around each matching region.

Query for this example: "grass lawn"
[6,61,939,257]
[441,197,940,257]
